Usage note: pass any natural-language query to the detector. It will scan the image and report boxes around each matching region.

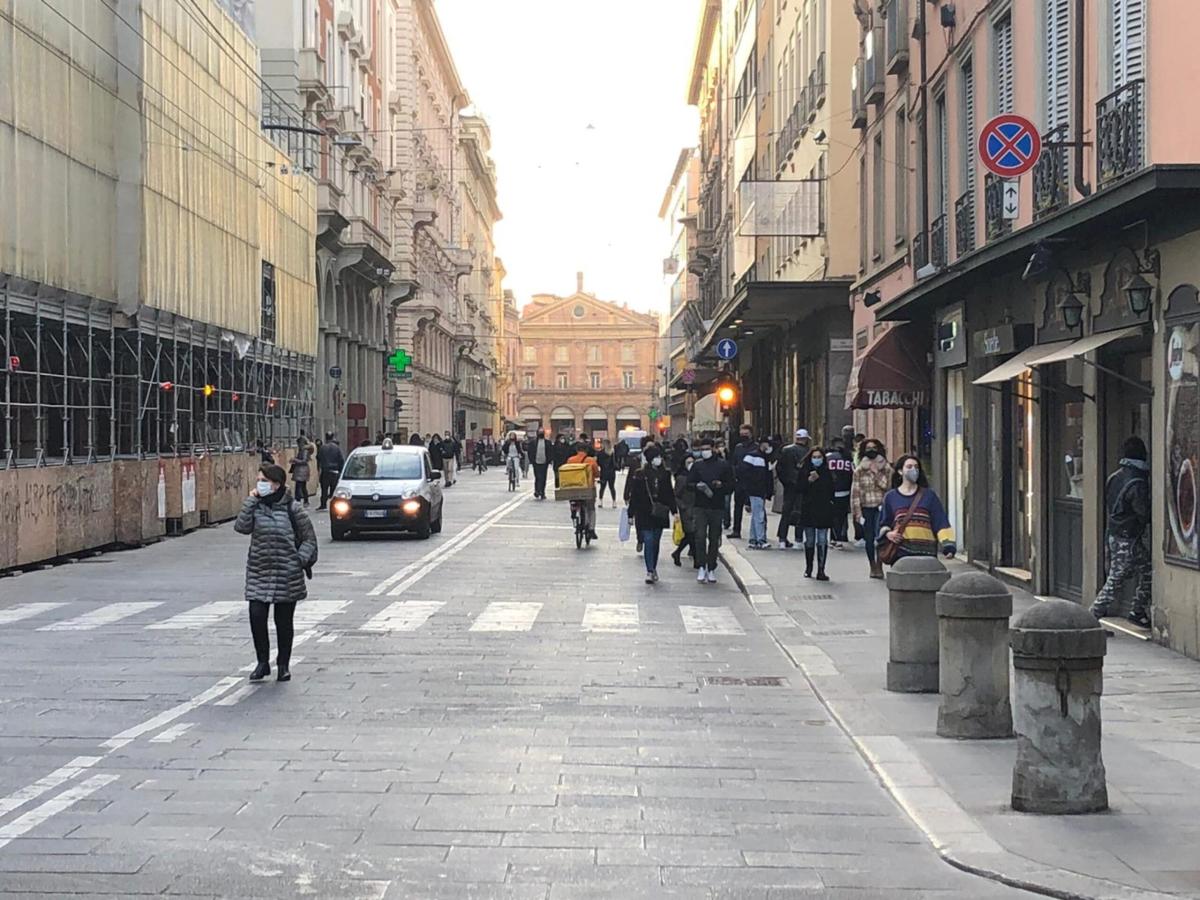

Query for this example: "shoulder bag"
[877,489,923,567]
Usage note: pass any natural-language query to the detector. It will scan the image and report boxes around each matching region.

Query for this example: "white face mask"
[651,457,663,468]
[701,450,713,460]
[256,480,275,496]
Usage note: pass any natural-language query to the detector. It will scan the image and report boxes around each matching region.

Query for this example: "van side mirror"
[429,469,442,482]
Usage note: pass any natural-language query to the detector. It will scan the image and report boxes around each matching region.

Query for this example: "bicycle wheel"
[575,525,583,549]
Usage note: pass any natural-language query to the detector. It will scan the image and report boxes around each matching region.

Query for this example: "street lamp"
[1123,248,1160,316]
[1057,292,1084,330]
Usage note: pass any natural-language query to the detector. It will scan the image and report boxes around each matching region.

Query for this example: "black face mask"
[864,448,879,459]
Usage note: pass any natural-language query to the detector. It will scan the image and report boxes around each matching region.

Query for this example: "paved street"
[0,474,1035,898]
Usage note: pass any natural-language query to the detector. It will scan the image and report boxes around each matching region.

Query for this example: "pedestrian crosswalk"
[0,597,747,638]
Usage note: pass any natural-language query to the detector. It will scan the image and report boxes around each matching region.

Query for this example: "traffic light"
[202,384,215,398]
[717,382,738,411]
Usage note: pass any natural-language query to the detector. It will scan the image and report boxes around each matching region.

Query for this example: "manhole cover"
[806,627,872,637]
[700,676,787,687]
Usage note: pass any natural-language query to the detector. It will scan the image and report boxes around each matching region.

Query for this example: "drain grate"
[806,627,872,637]
[700,676,788,687]
[794,594,835,601]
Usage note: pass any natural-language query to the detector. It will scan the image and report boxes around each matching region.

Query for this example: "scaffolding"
[0,282,314,469]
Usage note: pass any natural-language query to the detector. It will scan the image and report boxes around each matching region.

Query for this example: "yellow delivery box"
[557,463,594,490]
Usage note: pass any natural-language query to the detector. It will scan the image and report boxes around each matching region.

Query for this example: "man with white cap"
[775,428,812,549]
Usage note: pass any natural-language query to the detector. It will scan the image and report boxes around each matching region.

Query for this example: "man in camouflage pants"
[1091,436,1152,628]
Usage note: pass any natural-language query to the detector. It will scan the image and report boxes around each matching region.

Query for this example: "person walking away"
[597,440,617,507]
[827,438,855,547]
[626,445,677,583]
[1091,437,1152,627]
[671,454,698,567]
[775,429,811,548]
[440,431,457,486]
[528,430,553,499]
[851,439,894,578]
[878,455,957,564]
[565,441,600,540]
[289,442,312,507]
[728,426,755,539]
[798,448,836,580]
[687,437,733,584]
[234,464,317,682]
[552,435,571,488]
[316,432,345,510]
[614,437,629,471]
[736,437,774,549]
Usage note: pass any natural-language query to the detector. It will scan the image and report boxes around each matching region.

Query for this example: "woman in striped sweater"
[878,455,956,562]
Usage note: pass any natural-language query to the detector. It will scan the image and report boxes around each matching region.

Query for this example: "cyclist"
[502,431,523,488]
[565,440,599,541]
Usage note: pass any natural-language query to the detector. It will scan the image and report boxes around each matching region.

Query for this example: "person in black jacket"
[727,426,755,539]
[427,433,444,475]
[798,447,836,580]
[1092,436,1152,626]
[316,432,345,510]
[614,437,629,471]
[826,437,855,547]
[626,445,677,584]
[687,437,734,584]
[775,429,812,548]
[527,430,553,499]
[552,434,571,487]
[596,439,617,507]
[410,432,425,446]
[737,438,775,550]
[671,455,698,568]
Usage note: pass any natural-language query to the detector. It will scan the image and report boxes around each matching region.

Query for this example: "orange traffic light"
[717,384,738,409]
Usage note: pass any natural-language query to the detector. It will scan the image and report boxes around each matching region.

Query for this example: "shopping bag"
[618,507,631,543]
[672,516,684,546]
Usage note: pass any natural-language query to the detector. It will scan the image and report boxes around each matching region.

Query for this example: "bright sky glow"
[436,0,699,313]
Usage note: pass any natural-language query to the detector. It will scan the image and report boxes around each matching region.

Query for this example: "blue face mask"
[811,457,824,467]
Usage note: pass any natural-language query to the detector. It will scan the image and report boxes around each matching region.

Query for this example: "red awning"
[845,325,931,410]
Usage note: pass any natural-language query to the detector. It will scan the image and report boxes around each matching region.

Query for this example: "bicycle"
[474,453,488,475]
[570,501,592,548]
[506,456,519,492]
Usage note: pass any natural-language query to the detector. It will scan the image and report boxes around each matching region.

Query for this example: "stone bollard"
[935,572,1013,738]
[885,557,951,692]
[1010,599,1108,813]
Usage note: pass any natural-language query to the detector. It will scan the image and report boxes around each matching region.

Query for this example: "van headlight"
[401,499,422,515]
[330,499,351,517]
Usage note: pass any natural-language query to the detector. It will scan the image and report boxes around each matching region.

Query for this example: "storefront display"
[1165,322,1200,566]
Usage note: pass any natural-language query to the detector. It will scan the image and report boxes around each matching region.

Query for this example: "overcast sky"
[436,0,699,314]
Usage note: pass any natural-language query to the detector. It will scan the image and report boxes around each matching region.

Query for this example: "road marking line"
[0,774,119,851]
[0,756,101,819]
[146,601,242,630]
[38,601,163,632]
[386,494,530,596]
[316,633,339,643]
[367,493,526,595]
[680,606,745,635]
[149,722,195,744]
[361,600,445,632]
[582,603,639,632]
[215,685,256,706]
[102,675,242,749]
[0,603,68,626]
[293,599,350,631]
[470,601,542,632]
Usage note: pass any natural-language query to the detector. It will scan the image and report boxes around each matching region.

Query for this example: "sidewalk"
[718,530,1200,900]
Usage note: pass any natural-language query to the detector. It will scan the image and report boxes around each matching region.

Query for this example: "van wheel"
[415,515,432,540]
[331,525,349,541]
[431,509,443,534]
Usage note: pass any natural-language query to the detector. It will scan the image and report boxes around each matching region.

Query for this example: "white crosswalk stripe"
[469,601,542,632]
[582,603,639,633]
[38,602,163,632]
[361,601,445,632]
[0,603,68,626]
[679,606,745,636]
[293,600,350,631]
[149,722,195,744]
[146,601,242,631]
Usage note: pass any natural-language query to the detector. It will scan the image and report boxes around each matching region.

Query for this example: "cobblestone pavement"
[0,475,1033,898]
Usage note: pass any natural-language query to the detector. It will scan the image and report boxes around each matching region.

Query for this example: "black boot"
[804,546,814,578]
[671,548,682,567]
[816,544,830,581]
[250,662,270,681]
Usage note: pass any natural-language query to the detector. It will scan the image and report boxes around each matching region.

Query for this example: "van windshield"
[342,453,423,480]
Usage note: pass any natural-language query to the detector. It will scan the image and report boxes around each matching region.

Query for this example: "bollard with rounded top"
[1010,599,1108,813]
[885,557,951,692]
[935,571,1013,738]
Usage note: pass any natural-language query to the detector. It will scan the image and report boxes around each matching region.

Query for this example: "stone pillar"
[935,572,1013,738]
[885,557,951,692]
[1010,598,1108,814]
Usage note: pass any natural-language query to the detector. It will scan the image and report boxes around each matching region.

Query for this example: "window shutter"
[937,95,949,214]
[994,16,1014,115]
[1045,0,1071,130]
[962,61,976,196]
[1113,0,1145,88]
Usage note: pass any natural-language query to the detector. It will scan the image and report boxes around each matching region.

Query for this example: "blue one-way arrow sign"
[716,338,739,361]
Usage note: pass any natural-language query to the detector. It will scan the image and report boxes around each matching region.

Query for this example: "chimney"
[576,271,584,294]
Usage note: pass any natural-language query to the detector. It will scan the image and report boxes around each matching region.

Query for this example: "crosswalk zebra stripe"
[582,603,639,632]
[292,600,350,631]
[361,601,445,632]
[146,601,242,630]
[38,602,163,632]
[679,606,745,635]
[469,601,542,632]
[0,603,68,626]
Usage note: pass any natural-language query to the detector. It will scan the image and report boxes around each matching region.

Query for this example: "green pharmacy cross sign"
[388,348,413,375]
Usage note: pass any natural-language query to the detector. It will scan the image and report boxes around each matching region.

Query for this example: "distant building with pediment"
[514,274,661,439]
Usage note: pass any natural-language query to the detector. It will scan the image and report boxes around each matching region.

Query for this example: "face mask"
[701,450,713,460]
[685,459,694,470]
[760,445,771,454]
[256,480,275,496]
[811,457,824,468]
[651,457,663,468]
[864,448,879,459]
[903,468,921,483]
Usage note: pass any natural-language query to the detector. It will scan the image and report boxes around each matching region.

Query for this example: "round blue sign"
[716,338,739,361]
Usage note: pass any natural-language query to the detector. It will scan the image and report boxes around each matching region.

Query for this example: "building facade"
[659,148,701,433]
[515,277,660,438]
[684,0,858,445]
[851,0,1200,659]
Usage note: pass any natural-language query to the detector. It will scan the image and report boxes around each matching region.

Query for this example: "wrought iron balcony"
[851,59,866,130]
[930,213,947,271]
[984,173,1012,242]
[954,190,976,257]
[1033,125,1069,220]
[885,0,909,75]
[775,99,804,168]
[1096,79,1144,189]
[912,230,929,272]
[814,52,826,108]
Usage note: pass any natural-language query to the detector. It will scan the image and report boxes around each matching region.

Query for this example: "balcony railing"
[930,213,947,270]
[984,173,1012,242]
[1033,125,1069,220]
[885,0,909,75]
[851,58,866,129]
[864,27,885,105]
[1096,79,1144,189]
[912,230,929,272]
[814,52,826,108]
[954,190,976,257]
[775,99,803,168]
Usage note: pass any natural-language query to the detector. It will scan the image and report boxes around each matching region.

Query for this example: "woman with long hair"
[851,438,894,579]
[877,454,956,563]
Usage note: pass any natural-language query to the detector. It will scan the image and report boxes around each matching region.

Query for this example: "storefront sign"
[1165,322,1200,568]
[863,389,929,408]
[973,324,1018,357]
[829,338,854,352]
